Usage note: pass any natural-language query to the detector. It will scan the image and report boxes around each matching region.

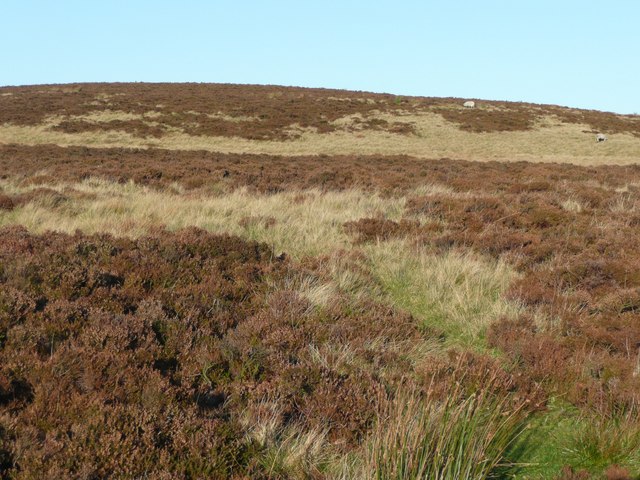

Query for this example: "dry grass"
[205,112,260,122]
[0,179,405,258]
[55,110,163,123]
[240,401,331,479]
[561,198,585,213]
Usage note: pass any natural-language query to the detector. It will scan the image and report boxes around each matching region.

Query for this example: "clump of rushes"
[356,373,528,480]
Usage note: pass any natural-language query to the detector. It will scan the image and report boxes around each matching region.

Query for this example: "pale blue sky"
[1,1,638,113]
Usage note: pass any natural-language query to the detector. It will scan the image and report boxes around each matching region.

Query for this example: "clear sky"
[1,0,638,114]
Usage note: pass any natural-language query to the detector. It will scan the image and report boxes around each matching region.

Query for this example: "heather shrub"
[343,217,427,243]
[555,466,591,479]
[405,194,463,219]
[604,465,634,480]
[401,180,640,416]
[0,227,289,477]
[508,180,553,193]
[2,143,640,477]
[0,193,14,211]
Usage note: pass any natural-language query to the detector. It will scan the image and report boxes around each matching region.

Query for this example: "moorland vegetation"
[1,84,640,479]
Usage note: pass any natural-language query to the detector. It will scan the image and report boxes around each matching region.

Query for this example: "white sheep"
[463,101,475,108]
[596,133,607,142]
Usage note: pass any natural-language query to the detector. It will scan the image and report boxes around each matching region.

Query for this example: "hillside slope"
[1,83,639,165]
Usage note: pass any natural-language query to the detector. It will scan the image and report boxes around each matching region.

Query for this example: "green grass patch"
[365,240,519,350]
[508,399,640,479]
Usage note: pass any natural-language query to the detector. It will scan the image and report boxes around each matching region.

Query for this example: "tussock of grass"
[241,402,330,479]
[561,197,585,213]
[350,378,528,480]
[564,409,640,473]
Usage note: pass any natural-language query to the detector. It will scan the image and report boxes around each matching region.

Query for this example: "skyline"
[1,0,639,114]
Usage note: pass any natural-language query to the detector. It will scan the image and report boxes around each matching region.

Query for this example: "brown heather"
[556,466,634,480]
[341,170,640,428]
[0,83,418,141]
[3,144,640,195]
[0,194,14,212]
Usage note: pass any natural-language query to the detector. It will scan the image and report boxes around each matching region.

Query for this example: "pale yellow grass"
[70,110,164,122]
[40,110,166,128]
[240,400,330,479]
[205,112,260,122]
[0,179,405,258]
[560,198,585,213]
[608,194,638,214]
[94,92,126,101]
[325,96,378,104]
[1,110,639,165]
[37,86,82,94]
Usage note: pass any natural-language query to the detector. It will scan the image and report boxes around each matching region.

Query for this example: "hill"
[1,83,639,165]
[1,84,640,479]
